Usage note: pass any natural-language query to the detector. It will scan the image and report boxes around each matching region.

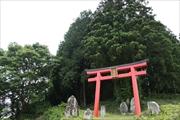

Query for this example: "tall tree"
[49,10,93,107]
[82,0,180,100]
[0,48,10,118]
[0,42,51,119]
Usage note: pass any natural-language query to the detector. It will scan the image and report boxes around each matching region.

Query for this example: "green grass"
[61,95,180,120]
[33,94,180,120]
[59,99,137,120]
[61,109,136,120]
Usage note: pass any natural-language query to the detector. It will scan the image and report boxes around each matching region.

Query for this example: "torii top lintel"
[85,59,149,82]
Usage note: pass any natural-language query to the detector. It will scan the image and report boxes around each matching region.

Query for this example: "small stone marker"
[147,101,160,114]
[120,102,128,115]
[130,97,135,114]
[65,95,79,117]
[84,108,92,120]
[126,98,130,107]
[101,105,106,117]
[65,106,71,117]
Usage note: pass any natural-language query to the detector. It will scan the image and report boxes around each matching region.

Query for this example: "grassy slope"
[79,99,136,120]
[33,94,180,120]
[61,95,180,120]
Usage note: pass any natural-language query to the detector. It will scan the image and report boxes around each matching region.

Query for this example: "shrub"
[42,102,67,120]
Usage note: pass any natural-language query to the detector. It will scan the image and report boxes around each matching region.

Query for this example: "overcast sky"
[0,0,179,55]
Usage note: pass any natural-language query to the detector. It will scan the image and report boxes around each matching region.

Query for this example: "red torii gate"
[85,59,148,117]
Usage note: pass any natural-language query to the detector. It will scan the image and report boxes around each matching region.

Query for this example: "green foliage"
[42,102,67,120]
[0,42,52,119]
[158,104,180,120]
[114,78,133,103]
[48,10,93,106]
[47,0,180,112]
[1,118,11,120]
[99,99,119,114]
[61,109,86,120]
[1,0,180,119]
[136,104,180,120]
[23,100,51,119]
[82,0,180,100]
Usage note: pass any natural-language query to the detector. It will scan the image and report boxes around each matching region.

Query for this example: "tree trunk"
[79,82,86,107]
[83,81,86,107]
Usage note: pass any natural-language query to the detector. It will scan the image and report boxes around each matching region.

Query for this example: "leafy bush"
[114,78,133,103]
[22,100,51,119]
[42,102,67,120]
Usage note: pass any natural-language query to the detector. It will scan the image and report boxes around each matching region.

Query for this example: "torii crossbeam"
[85,59,148,117]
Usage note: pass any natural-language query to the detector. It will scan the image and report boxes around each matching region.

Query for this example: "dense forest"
[0,0,180,119]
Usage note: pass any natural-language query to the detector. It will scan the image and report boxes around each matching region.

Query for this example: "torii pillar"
[85,59,148,117]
